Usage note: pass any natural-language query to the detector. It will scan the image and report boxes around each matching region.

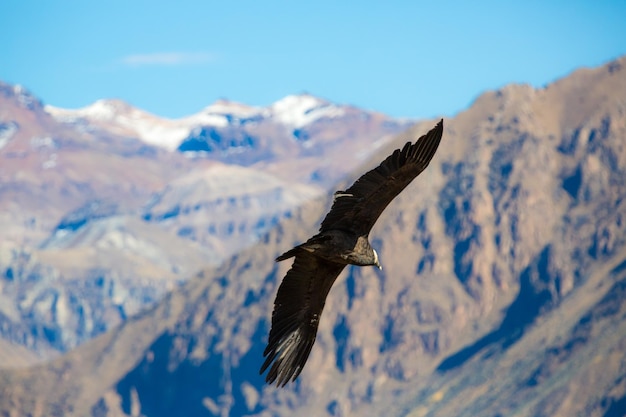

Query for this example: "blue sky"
[2,1,625,119]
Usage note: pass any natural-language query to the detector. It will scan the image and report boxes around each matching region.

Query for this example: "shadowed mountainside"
[0,56,625,416]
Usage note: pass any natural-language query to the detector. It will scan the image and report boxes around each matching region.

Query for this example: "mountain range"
[0,56,625,416]
[0,85,411,356]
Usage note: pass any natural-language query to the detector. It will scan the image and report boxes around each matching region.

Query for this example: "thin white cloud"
[120,52,216,67]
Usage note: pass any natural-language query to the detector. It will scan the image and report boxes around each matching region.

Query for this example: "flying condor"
[260,120,444,386]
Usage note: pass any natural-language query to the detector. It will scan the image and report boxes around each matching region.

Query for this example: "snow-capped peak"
[270,94,345,128]
[46,100,189,151]
[44,93,350,151]
[186,99,268,127]
[0,82,42,110]
[45,99,135,122]
[80,99,133,120]
[203,99,265,118]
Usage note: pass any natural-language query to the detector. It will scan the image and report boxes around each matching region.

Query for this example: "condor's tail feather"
[276,248,300,262]
[275,234,333,262]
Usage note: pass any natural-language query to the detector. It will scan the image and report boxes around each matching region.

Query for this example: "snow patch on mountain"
[46,99,125,122]
[188,99,268,127]
[11,84,42,110]
[271,94,345,127]
[0,122,18,150]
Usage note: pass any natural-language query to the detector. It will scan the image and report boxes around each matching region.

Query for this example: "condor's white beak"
[373,249,382,270]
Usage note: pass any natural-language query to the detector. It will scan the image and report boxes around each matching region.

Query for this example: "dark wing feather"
[319,119,443,235]
[260,251,346,386]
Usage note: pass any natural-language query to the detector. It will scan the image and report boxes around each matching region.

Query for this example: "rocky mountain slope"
[0,56,624,416]
[0,84,410,358]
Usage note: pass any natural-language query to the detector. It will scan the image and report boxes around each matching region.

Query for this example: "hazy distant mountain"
[0,83,412,358]
[1,57,624,417]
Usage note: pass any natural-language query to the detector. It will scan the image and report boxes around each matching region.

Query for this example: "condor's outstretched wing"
[319,120,443,236]
[260,252,346,386]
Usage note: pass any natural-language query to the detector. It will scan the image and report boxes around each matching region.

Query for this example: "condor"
[261,120,444,386]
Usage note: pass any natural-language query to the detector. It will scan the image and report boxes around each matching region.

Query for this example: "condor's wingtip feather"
[411,118,443,165]
[260,326,316,387]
